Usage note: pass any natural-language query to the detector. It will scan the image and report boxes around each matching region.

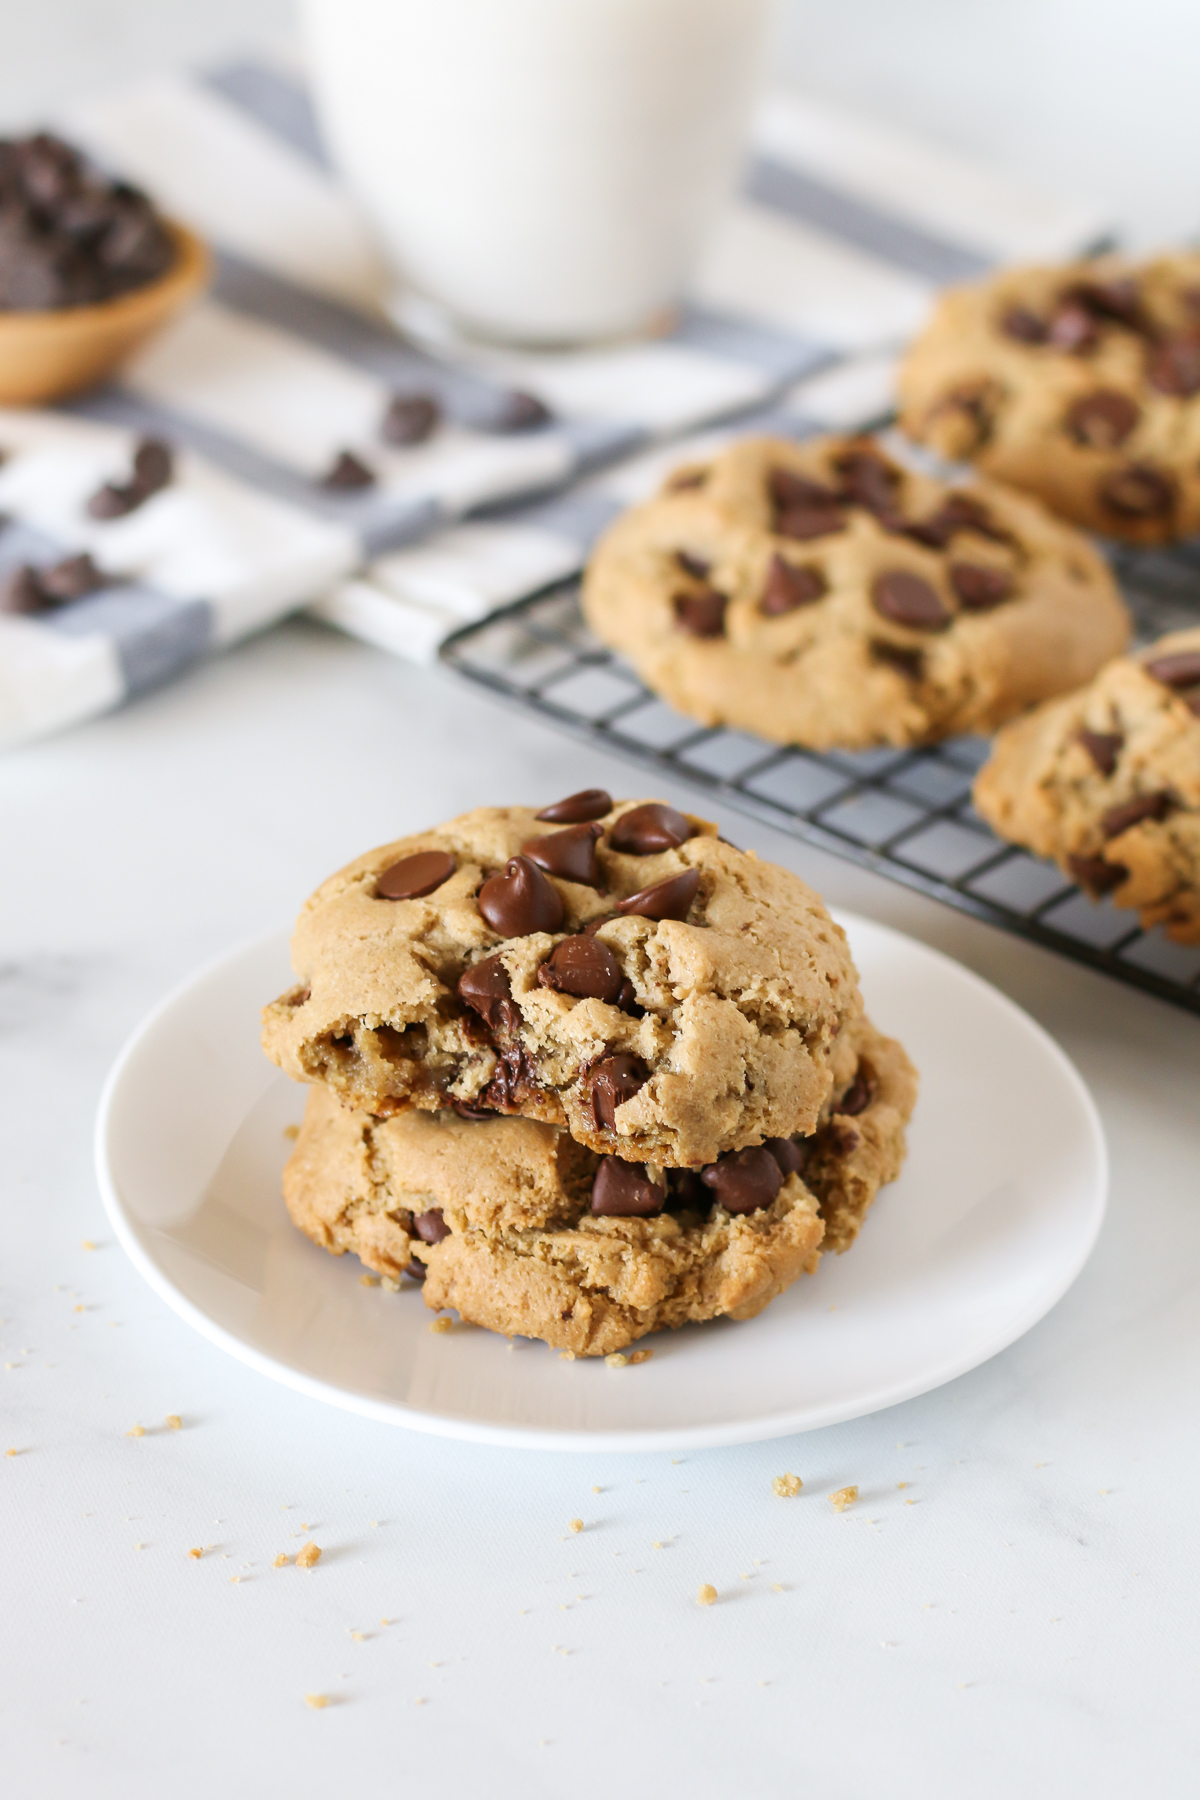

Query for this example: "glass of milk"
[301,0,771,347]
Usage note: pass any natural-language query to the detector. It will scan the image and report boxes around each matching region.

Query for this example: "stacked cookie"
[263,794,917,1356]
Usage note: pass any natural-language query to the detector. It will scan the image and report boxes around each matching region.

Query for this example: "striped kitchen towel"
[0,44,1109,749]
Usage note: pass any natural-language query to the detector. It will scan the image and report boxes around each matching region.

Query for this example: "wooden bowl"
[0,221,210,406]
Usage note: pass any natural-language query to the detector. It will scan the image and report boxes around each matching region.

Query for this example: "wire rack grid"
[441,541,1200,1018]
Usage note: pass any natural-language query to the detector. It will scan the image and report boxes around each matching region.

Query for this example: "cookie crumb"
[165,1415,182,1431]
[381,1277,400,1292]
[274,1554,288,1567]
[126,1425,144,1439]
[772,1583,784,1593]
[830,1485,859,1512]
[559,1350,576,1361]
[350,1631,366,1642]
[568,1518,584,1534]
[897,1481,907,1489]
[629,1349,653,1364]
[304,1694,328,1710]
[295,1542,322,1568]
[283,1124,300,1141]
[188,1547,203,1560]
[605,1353,629,1368]
[359,1274,379,1288]
[697,1584,718,1607]
[429,1317,452,1335]
[772,1472,802,1497]
[81,1240,96,1251]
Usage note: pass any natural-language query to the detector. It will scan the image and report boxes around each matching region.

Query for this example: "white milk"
[301,0,770,345]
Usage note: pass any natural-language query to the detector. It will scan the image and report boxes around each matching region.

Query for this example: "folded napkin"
[0,46,1108,749]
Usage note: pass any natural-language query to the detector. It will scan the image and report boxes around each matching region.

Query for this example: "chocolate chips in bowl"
[0,132,210,405]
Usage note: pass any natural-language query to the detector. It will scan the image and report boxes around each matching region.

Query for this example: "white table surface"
[4,620,1199,1799]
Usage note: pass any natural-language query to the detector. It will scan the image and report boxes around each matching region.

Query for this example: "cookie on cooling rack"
[282,1015,917,1356]
[973,627,1200,942]
[578,434,1129,752]
[898,252,1200,544]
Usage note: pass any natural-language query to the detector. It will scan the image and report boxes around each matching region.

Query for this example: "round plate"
[95,916,1106,1453]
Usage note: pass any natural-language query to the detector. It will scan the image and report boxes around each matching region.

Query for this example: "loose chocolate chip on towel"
[700,1146,783,1215]
[610,803,691,855]
[872,570,951,631]
[320,449,375,490]
[1064,390,1140,449]
[478,854,565,936]
[590,1157,666,1217]
[492,389,552,432]
[521,823,603,888]
[457,954,519,1034]
[537,935,625,1002]
[616,867,700,921]
[382,393,440,445]
[0,565,47,613]
[588,1053,649,1130]
[87,436,174,518]
[1077,729,1124,775]
[535,788,612,824]
[413,1208,450,1244]
[673,585,727,637]
[760,553,826,615]
[377,850,456,900]
[1101,790,1173,837]
[39,553,104,601]
[949,562,1013,611]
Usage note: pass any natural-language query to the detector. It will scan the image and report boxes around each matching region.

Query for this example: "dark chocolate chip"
[759,553,826,615]
[536,935,625,1003]
[521,823,603,888]
[377,849,456,900]
[907,492,1007,548]
[590,1157,666,1217]
[1101,790,1173,837]
[1099,464,1174,519]
[86,481,138,520]
[616,868,701,922]
[1067,277,1143,328]
[478,854,565,936]
[834,446,900,516]
[836,1072,872,1116]
[668,1167,708,1209]
[1077,729,1124,775]
[1064,390,1140,449]
[871,570,951,631]
[700,1145,783,1215]
[132,438,172,496]
[870,639,924,680]
[588,1053,649,1131]
[413,1208,450,1244]
[492,389,551,432]
[1143,650,1200,690]
[535,788,612,824]
[0,565,49,613]
[480,1041,542,1111]
[1068,852,1127,895]
[1147,337,1200,398]
[775,504,847,542]
[1000,304,1048,343]
[451,1098,499,1121]
[764,1135,811,1178]
[673,585,727,637]
[403,1259,427,1282]
[609,802,692,855]
[320,449,375,490]
[382,393,439,445]
[457,954,519,1034]
[769,467,841,511]
[949,561,1014,611]
[676,550,711,579]
[1047,302,1099,354]
[39,552,104,600]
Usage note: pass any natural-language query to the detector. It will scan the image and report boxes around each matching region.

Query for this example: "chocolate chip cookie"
[974,627,1200,941]
[262,794,863,1169]
[282,1016,917,1356]
[898,253,1200,544]
[580,434,1128,751]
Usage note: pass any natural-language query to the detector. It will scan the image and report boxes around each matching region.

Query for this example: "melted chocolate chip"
[949,561,1014,611]
[676,550,711,580]
[382,392,440,445]
[1100,464,1174,519]
[480,1042,542,1111]
[1147,336,1200,398]
[870,640,924,680]
[836,1071,872,1116]
[616,867,701,922]
[413,1208,450,1244]
[457,955,519,1034]
[536,788,612,824]
[478,854,565,936]
[1068,853,1127,895]
[700,1145,783,1215]
[610,803,691,855]
[871,570,951,631]
[588,1054,649,1131]
[1000,304,1048,343]
[521,822,603,888]
[1065,390,1140,449]
[673,585,727,637]
[1143,650,1200,689]
[760,553,826,615]
[536,936,625,1002]
[451,1098,499,1121]
[764,1135,811,1178]
[1077,729,1124,775]
[377,849,456,900]
[1047,302,1099,354]
[1101,790,1173,837]
[320,449,375,490]
[590,1157,666,1217]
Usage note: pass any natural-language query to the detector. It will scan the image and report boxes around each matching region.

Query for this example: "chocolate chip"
[673,585,727,637]
[87,481,138,520]
[536,935,624,1002]
[666,467,708,491]
[871,570,951,631]
[1077,729,1123,775]
[776,504,846,542]
[451,1098,499,1121]
[836,1072,872,1116]
[492,389,551,432]
[590,1157,666,1217]
[676,550,711,579]
[1100,464,1174,519]
[667,1167,708,1208]
[1000,304,1048,343]
[870,640,924,680]
[700,1145,783,1215]
[0,565,49,613]
[616,867,701,922]
[1148,336,1200,398]
[39,552,104,601]
[588,1054,649,1131]
[610,803,691,855]
[320,449,375,490]
[1048,302,1099,354]
[906,493,1005,549]
[535,788,612,824]
[1101,790,1173,837]
[764,1135,811,1178]
[768,467,846,541]
[382,393,439,445]
[413,1208,450,1244]
[478,854,565,936]
[480,1042,542,1111]
[521,823,603,888]
[403,1259,427,1282]
[457,954,519,1034]
[1065,390,1140,449]
[949,561,1014,611]
[133,438,172,496]
[377,849,456,900]
[1068,277,1143,328]
[1143,650,1200,689]
[760,553,826,615]
[834,446,900,516]
[1068,853,1127,895]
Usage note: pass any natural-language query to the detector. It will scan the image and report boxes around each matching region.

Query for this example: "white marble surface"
[3,621,1199,1797]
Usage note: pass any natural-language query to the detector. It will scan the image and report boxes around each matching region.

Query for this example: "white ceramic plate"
[95,916,1106,1453]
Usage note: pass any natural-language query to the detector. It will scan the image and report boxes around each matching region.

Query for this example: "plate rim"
[94,913,1108,1454]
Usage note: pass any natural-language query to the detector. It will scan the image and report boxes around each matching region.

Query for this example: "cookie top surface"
[262,795,863,1168]
[898,253,1200,543]
[580,433,1128,751]
[974,625,1200,942]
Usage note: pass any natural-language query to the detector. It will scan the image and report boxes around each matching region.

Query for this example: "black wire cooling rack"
[441,541,1200,1018]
